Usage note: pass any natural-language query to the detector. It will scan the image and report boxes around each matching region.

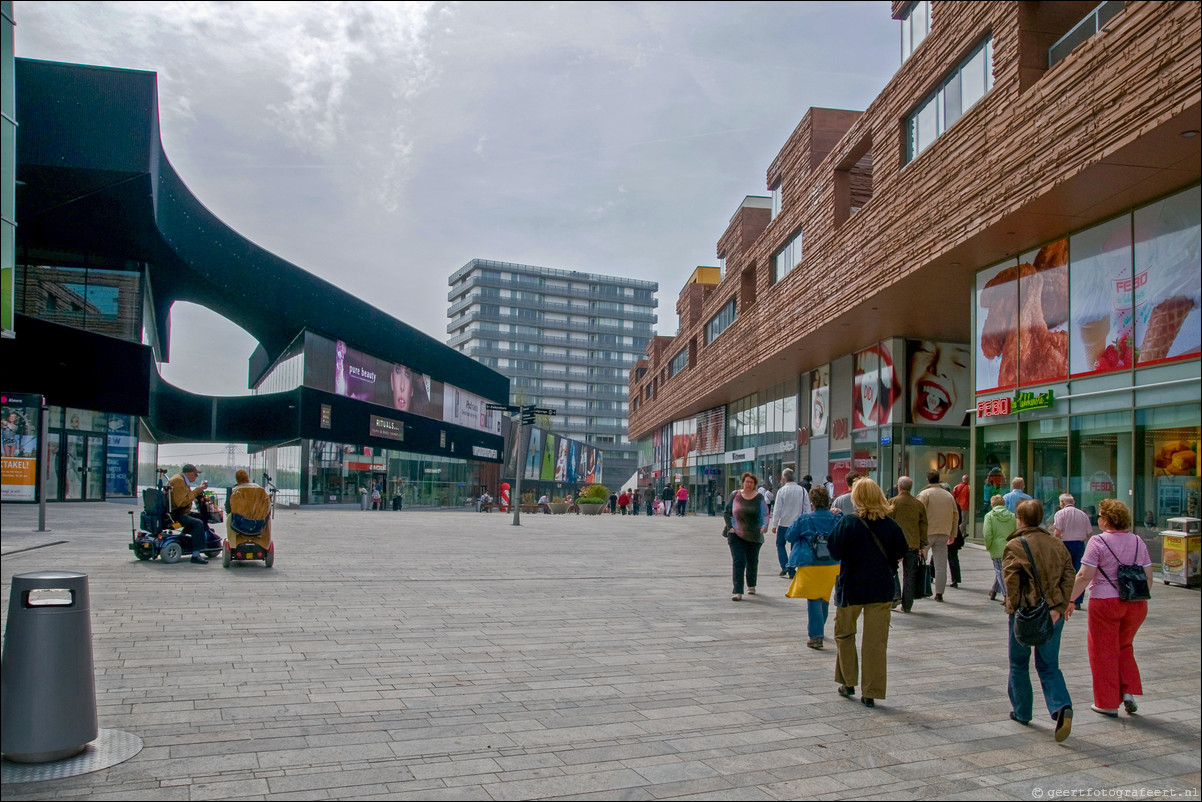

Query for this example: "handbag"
[921,558,934,598]
[1098,537,1151,601]
[1013,537,1054,647]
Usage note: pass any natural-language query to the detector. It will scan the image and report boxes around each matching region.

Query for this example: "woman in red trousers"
[1066,498,1152,717]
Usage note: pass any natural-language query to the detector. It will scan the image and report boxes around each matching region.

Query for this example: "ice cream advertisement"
[1070,216,1134,376]
[1133,185,1201,366]
[1017,238,1070,387]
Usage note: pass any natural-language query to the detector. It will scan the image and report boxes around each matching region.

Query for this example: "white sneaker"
[747,587,756,595]
[732,594,742,601]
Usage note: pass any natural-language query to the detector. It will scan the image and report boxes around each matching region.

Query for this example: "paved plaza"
[1,502,1199,801]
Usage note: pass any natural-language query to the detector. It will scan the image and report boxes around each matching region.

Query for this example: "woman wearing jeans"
[786,485,841,649]
[1066,498,1152,718]
[984,494,1016,601]
[724,472,768,601]
[1002,499,1076,741]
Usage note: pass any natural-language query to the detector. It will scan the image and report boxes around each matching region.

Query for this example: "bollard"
[1,571,98,763]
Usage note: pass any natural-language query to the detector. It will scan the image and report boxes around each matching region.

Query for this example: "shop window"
[1070,411,1132,529]
[1133,185,1201,367]
[16,262,143,343]
[1135,405,1200,542]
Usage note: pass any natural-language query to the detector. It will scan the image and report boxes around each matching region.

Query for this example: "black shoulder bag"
[1098,537,1151,601]
[1013,537,1055,647]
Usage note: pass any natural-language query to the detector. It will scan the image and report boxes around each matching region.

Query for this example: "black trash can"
[1,571,98,763]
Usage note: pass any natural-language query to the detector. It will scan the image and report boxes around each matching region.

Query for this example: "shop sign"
[976,397,1012,419]
[938,453,964,471]
[370,414,404,441]
[320,404,332,429]
[424,468,442,474]
[1013,389,1055,413]
[471,445,499,459]
[724,447,757,464]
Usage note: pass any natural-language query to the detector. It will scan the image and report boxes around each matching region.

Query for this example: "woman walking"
[1066,498,1152,717]
[984,494,1016,601]
[1002,499,1076,741]
[785,485,841,649]
[828,478,908,707]
[724,473,769,601]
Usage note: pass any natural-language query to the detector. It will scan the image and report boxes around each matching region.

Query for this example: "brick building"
[628,0,1200,542]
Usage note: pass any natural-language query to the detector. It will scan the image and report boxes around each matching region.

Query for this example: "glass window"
[1071,411,1132,531]
[905,37,993,164]
[772,230,803,284]
[1133,185,1201,366]
[770,182,781,220]
[900,0,930,63]
[1070,216,1133,376]
[705,299,737,344]
[1134,405,1200,549]
[668,349,688,378]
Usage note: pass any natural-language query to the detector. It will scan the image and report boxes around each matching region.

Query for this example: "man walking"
[917,470,958,602]
[1052,493,1092,607]
[1004,477,1032,513]
[769,469,810,578]
[888,476,928,612]
[949,474,971,588]
[832,472,860,516]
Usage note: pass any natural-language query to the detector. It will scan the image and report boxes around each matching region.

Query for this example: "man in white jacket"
[769,469,811,578]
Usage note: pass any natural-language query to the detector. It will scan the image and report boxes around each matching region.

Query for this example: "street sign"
[486,403,518,412]
[531,408,557,415]
[520,416,536,425]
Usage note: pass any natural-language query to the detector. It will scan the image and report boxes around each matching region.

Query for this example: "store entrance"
[62,433,106,501]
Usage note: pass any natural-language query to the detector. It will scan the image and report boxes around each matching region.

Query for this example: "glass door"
[1027,419,1069,526]
[86,437,106,500]
[63,434,106,500]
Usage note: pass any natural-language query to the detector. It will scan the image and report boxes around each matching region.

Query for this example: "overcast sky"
[17,1,899,461]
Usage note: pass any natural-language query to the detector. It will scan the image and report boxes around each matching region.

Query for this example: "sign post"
[488,403,556,527]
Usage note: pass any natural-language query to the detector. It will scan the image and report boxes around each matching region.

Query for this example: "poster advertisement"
[541,432,556,481]
[105,413,136,497]
[810,365,830,437]
[1133,185,1201,366]
[1,394,41,502]
[1069,217,1134,376]
[852,343,900,429]
[651,426,667,469]
[671,418,697,468]
[976,259,1018,393]
[443,386,502,435]
[907,340,970,426]
[696,407,726,455]
[306,333,455,422]
[553,437,569,481]
[1018,238,1070,386]
[525,428,543,480]
[567,441,580,483]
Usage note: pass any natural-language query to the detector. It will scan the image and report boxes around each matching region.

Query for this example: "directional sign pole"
[511,407,529,527]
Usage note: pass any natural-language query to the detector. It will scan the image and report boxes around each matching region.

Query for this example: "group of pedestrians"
[721,468,1154,740]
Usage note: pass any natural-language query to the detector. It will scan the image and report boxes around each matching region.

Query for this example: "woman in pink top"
[1066,498,1152,718]
[675,485,689,517]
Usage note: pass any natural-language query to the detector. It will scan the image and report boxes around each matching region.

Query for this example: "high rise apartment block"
[447,259,658,484]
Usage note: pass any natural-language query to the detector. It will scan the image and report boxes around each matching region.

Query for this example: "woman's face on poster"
[909,341,970,423]
[392,365,414,411]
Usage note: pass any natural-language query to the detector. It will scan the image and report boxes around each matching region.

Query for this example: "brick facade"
[629,0,1201,440]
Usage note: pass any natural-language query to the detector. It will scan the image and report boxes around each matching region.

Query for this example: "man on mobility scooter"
[169,463,212,564]
[223,470,275,568]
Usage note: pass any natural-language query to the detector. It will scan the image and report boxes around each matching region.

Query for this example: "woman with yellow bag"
[785,485,841,649]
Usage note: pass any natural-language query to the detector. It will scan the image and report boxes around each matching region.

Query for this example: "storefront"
[971,185,1201,559]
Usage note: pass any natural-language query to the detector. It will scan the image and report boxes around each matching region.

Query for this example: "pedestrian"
[618,490,630,515]
[801,475,813,493]
[371,485,382,510]
[1001,499,1075,741]
[1052,493,1093,607]
[829,478,908,708]
[887,476,927,612]
[675,484,689,516]
[824,475,835,500]
[661,484,673,517]
[769,468,810,578]
[538,493,553,514]
[983,494,1016,601]
[785,485,840,648]
[724,472,769,601]
[1065,498,1152,718]
[831,472,860,516]
[917,470,958,602]
[1004,477,1033,513]
[608,491,618,514]
[632,489,641,515]
[949,474,971,587]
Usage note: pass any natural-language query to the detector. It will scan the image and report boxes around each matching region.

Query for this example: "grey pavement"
[2,502,1199,801]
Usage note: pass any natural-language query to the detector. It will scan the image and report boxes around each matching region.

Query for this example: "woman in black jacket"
[828,477,908,708]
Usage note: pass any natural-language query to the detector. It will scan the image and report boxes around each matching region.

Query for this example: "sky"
[17,1,900,461]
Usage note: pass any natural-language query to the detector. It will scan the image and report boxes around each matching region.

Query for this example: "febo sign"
[977,397,1011,418]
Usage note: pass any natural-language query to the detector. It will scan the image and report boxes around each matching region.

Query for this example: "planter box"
[578,503,605,515]
[549,503,569,515]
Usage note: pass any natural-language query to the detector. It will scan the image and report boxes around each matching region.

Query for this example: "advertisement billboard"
[1,393,41,502]
[906,340,970,426]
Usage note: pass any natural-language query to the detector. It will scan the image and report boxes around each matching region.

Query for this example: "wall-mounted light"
[1182,130,1200,139]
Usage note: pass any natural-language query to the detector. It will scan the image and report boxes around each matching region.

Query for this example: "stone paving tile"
[2,504,1198,801]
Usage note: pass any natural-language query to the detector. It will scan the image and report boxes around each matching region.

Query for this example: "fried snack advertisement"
[1017,238,1070,386]
[976,260,1018,392]
[1133,185,1201,366]
[1154,439,1198,478]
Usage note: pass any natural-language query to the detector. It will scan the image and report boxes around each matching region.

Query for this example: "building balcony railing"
[448,308,654,337]
[465,345,638,369]
[447,287,658,323]
[448,258,659,295]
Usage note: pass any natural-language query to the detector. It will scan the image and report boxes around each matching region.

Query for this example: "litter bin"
[1161,517,1201,588]
[1,571,99,763]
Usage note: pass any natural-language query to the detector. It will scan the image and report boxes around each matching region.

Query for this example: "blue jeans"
[1064,540,1086,604]
[808,598,829,639]
[776,529,789,572]
[1008,614,1072,722]
[991,558,1006,597]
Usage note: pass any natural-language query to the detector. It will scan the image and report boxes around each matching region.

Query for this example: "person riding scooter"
[168,463,210,564]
